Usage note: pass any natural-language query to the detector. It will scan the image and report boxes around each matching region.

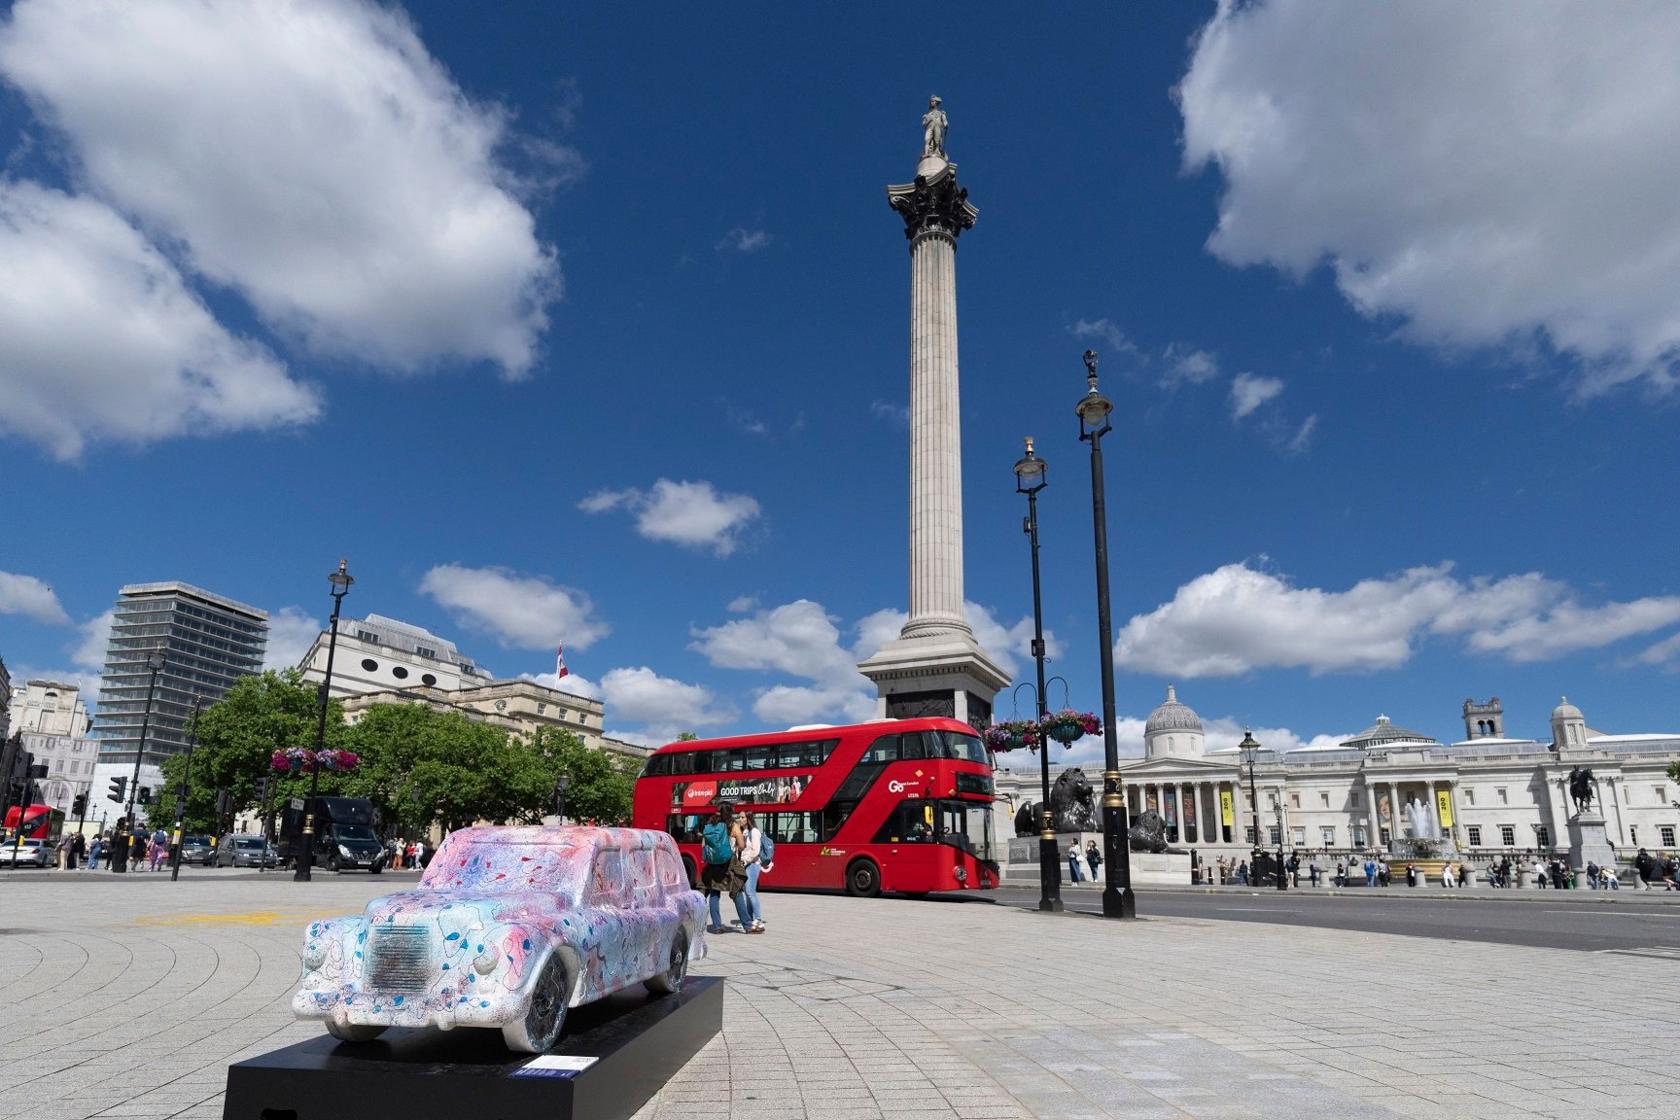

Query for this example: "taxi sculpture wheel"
[293,826,707,1053]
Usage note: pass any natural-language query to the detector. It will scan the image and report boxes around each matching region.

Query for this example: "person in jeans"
[699,809,735,933]
[1066,842,1083,883]
[740,811,766,934]
[1085,840,1102,880]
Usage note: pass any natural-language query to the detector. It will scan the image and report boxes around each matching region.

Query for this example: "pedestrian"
[1635,848,1655,890]
[1085,840,1101,880]
[724,807,753,931]
[130,831,146,871]
[150,827,169,870]
[56,832,73,870]
[1405,863,1417,888]
[69,831,84,870]
[1378,858,1391,887]
[740,811,766,933]
[1309,856,1321,887]
[1441,862,1455,888]
[1066,841,1083,883]
[1499,856,1512,888]
[699,809,734,933]
[1363,857,1376,887]
[87,834,103,870]
[1286,851,1300,887]
[1661,853,1677,890]
[1236,860,1249,885]
[1586,860,1600,889]
[1602,864,1620,890]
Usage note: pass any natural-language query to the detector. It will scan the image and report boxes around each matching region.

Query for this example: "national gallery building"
[994,689,1680,859]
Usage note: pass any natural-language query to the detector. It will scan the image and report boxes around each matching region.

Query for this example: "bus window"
[670,752,697,775]
[873,801,935,843]
[762,811,819,844]
[743,746,774,771]
[666,814,705,843]
[821,802,857,841]
[860,735,900,765]
[641,754,671,777]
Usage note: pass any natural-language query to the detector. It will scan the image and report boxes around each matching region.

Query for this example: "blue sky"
[2,1,1678,757]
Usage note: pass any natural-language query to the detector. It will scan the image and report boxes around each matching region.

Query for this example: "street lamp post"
[1076,351,1135,919]
[1239,730,1261,884]
[295,558,353,882]
[169,694,204,881]
[1014,438,1062,914]
[113,649,166,875]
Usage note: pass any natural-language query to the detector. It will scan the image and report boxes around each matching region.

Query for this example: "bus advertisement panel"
[632,718,998,898]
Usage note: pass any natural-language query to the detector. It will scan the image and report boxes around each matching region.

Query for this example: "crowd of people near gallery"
[1196,848,1680,890]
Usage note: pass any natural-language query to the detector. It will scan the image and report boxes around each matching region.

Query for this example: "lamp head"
[1013,437,1047,494]
[328,557,354,597]
[145,648,166,672]
[554,774,571,793]
[1238,729,1260,762]
[1076,350,1113,435]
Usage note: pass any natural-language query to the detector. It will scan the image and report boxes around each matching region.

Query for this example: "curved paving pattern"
[1,871,1677,1119]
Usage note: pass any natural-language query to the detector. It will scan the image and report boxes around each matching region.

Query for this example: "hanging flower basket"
[271,747,360,774]
[1041,709,1101,745]
[983,719,1043,753]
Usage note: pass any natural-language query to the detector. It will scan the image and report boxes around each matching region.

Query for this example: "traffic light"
[107,776,127,802]
[255,775,270,803]
[28,763,47,779]
[72,794,87,817]
[216,789,233,817]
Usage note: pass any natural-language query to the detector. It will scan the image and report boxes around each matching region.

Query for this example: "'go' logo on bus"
[887,779,919,794]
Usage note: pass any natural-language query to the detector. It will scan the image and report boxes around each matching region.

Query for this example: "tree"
[1669,760,1680,787]
[524,727,637,825]
[342,704,516,835]
[153,671,351,833]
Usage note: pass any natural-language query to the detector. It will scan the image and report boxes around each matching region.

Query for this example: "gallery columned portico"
[994,689,1680,864]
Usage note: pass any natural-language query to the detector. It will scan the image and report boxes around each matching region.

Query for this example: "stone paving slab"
[1,875,1676,1119]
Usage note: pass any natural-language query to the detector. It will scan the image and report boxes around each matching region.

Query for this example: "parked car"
[180,835,215,866]
[0,839,53,868]
[293,825,706,1053]
[215,833,278,868]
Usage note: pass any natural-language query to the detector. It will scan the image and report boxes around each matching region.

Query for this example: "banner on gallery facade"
[1220,789,1234,826]
[1436,789,1455,829]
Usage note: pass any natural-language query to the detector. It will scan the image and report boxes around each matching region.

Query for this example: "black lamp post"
[169,693,203,881]
[1076,350,1136,919]
[1239,730,1262,884]
[296,558,353,882]
[1014,438,1062,914]
[113,648,166,875]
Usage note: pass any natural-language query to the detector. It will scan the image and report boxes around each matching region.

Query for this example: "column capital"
[887,164,977,242]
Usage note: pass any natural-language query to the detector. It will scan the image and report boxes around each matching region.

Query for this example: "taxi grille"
[366,925,431,994]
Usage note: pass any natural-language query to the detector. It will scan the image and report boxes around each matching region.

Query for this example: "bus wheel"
[681,854,697,889]
[845,858,881,898]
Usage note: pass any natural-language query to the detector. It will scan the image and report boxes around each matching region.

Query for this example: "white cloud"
[752,685,877,727]
[578,479,761,557]
[1070,318,1137,357]
[600,666,732,742]
[0,0,557,377]
[0,570,69,624]
[520,671,603,701]
[869,399,910,429]
[1005,713,1353,771]
[1229,372,1284,419]
[263,606,321,671]
[1115,561,1680,677]
[419,564,609,651]
[844,602,1056,683]
[1286,413,1318,454]
[716,226,772,253]
[1161,343,1221,387]
[692,599,877,725]
[852,608,907,663]
[72,610,114,669]
[0,183,318,459]
[1178,1,1680,394]
[1634,632,1680,673]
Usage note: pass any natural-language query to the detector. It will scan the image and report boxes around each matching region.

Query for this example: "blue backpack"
[758,833,775,865]
[701,821,732,866]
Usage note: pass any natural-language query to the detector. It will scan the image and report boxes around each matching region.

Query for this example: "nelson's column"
[857,97,1009,723]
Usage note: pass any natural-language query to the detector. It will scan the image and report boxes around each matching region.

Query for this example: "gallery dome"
[1145,685,1203,734]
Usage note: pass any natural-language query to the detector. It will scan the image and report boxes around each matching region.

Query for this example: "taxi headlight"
[473,945,498,975]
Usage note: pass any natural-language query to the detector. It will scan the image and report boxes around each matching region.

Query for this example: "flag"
[555,642,569,679]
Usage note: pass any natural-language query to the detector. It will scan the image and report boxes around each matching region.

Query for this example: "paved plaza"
[2,872,1678,1120]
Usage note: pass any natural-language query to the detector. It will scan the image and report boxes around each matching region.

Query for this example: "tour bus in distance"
[2,803,64,843]
[631,717,999,898]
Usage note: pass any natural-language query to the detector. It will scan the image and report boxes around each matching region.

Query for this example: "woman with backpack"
[741,811,770,933]
[699,809,738,933]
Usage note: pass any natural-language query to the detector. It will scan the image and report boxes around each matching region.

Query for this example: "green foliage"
[1670,761,1680,786]
[152,670,349,831]
[146,675,638,837]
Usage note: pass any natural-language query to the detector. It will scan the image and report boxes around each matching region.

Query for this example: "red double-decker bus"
[3,803,64,842]
[632,718,999,897]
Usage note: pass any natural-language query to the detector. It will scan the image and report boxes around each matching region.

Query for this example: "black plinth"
[223,976,722,1120]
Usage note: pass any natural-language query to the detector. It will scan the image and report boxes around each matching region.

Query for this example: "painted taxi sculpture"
[292,825,706,1053]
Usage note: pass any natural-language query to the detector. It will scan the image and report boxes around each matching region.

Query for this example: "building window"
[416,646,436,660]
[1463,788,1474,805]
[1291,826,1306,847]
[356,630,378,643]
[1379,827,1390,846]
[361,658,378,672]
[1631,825,1638,845]
[1352,825,1366,847]
[1268,826,1281,846]
[1351,792,1363,808]
[1268,793,1278,809]
[1320,792,1330,808]
[1656,787,1668,804]
[1290,793,1300,809]
[1500,825,1515,846]
[1466,825,1482,846]
[421,673,437,687]
[1535,825,1551,848]
[536,702,547,715]
[1245,826,1258,844]
[392,666,408,679]
[1662,826,1676,847]
[1320,826,1336,847]
[1497,787,1508,804]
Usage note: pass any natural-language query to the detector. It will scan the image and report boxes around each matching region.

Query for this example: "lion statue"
[1013,769,1100,836]
[1127,808,1171,853]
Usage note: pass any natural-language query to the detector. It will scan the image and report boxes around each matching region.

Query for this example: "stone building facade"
[995,687,1680,861]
